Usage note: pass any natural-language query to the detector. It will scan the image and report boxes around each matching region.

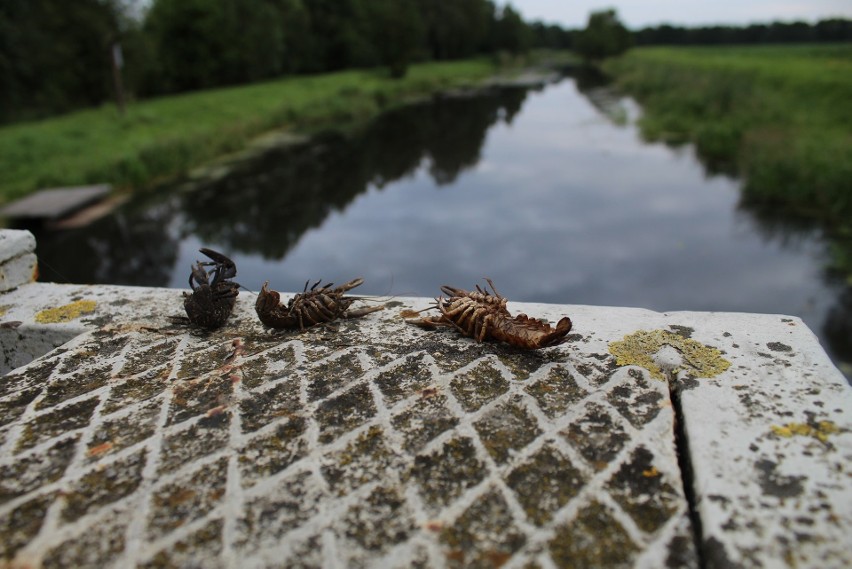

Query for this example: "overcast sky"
[506,0,852,29]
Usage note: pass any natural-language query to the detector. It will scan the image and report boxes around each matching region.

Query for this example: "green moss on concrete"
[391,393,458,453]
[321,425,402,496]
[34,299,97,323]
[473,397,541,464]
[606,446,679,534]
[16,397,99,452]
[61,449,147,522]
[505,444,586,526]
[771,420,840,443]
[315,383,376,443]
[373,353,434,406]
[561,401,629,471]
[411,437,487,512]
[608,329,731,380]
[549,500,640,567]
[524,365,589,418]
[239,417,308,487]
[450,361,509,412]
[441,489,526,567]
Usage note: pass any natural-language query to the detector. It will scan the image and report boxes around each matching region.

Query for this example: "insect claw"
[198,248,237,285]
[183,248,240,329]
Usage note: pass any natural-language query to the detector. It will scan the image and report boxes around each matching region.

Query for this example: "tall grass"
[0,59,498,202]
[604,44,852,227]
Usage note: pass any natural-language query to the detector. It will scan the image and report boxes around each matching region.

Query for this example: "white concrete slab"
[0,290,695,568]
[0,283,183,374]
[0,230,36,264]
[0,230,38,293]
[671,313,851,568]
[0,275,849,568]
[0,252,37,293]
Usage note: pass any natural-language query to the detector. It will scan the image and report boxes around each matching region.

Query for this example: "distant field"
[0,59,500,203]
[604,44,852,229]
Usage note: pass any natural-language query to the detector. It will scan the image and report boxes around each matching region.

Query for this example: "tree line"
[572,11,851,62]
[0,0,541,124]
[0,0,849,124]
[634,18,852,46]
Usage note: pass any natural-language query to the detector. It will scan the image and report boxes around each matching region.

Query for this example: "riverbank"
[603,44,852,232]
[0,54,569,205]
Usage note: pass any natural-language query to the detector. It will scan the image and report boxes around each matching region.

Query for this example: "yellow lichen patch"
[608,329,731,381]
[0,304,10,317]
[771,420,840,443]
[35,300,97,324]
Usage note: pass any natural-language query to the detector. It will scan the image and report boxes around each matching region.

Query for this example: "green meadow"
[0,59,499,202]
[604,44,852,230]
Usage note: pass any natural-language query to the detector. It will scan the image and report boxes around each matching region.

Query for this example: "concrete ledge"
[0,282,183,374]
[0,230,37,293]
[674,315,851,567]
[0,275,849,568]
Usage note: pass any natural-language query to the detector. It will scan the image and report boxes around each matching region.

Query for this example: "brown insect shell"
[255,282,299,328]
[489,313,573,349]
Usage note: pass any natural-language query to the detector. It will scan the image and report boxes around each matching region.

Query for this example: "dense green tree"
[144,0,289,92]
[574,9,631,62]
[0,0,127,122]
[364,0,424,78]
[303,0,379,70]
[216,0,287,83]
[144,0,227,91]
[530,22,573,50]
[273,0,319,73]
[493,4,532,54]
[4,0,851,124]
[417,0,495,60]
[815,18,852,42]
[633,18,852,45]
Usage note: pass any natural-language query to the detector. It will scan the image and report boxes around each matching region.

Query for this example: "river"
[33,74,851,378]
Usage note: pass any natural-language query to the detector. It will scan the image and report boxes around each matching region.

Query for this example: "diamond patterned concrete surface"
[1,297,696,568]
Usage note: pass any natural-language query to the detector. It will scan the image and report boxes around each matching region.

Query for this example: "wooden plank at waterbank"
[1,185,111,221]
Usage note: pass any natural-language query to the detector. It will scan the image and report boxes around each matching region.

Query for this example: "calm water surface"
[36,77,851,375]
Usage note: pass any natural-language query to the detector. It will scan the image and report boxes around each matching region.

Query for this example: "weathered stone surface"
[0,282,230,374]
[0,251,37,292]
[0,296,695,568]
[673,313,852,568]
[0,229,36,264]
[1,263,849,567]
[0,229,37,293]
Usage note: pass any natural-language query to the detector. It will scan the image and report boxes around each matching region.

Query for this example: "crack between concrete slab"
[669,375,707,569]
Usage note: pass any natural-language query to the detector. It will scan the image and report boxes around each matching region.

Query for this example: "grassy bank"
[0,58,508,203]
[603,44,852,228]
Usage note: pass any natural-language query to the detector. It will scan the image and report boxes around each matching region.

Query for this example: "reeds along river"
[34,74,851,378]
